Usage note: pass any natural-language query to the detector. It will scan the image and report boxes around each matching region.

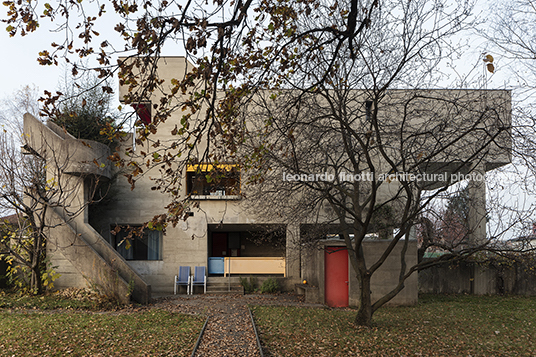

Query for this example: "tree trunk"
[30,265,42,294]
[355,274,373,327]
[30,238,43,295]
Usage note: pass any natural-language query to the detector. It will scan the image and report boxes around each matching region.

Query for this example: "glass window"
[186,164,240,196]
[112,226,162,260]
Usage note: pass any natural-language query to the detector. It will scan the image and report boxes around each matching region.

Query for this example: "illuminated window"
[186,164,240,197]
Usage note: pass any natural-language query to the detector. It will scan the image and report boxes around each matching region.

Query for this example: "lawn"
[251,294,536,356]
[0,291,204,357]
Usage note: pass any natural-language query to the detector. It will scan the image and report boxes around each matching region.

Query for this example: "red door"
[325,247,349,307]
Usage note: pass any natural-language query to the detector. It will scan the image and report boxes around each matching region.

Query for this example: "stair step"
[206,283,244,294]
[207,277,243,283]
[205,277,254,294]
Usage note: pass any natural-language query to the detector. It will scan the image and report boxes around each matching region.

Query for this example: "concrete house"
[23,57,512,306]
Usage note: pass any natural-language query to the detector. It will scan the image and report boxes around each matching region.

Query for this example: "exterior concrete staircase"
[205,276,244,294]
[47,208,151,304]
[24,113,151,304]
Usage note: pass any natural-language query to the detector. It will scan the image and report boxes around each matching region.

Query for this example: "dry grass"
[252,294,536,356]
[0,289,205,356]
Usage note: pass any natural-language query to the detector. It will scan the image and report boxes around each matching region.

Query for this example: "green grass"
[251,294,536,356]
[0,291,104,310]
[0,291,205,356]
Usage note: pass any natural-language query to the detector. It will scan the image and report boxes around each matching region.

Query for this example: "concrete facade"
[25,56,512,307]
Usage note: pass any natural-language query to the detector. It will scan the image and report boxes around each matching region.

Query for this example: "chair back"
[178,266,190,283]
[193,266,205,283]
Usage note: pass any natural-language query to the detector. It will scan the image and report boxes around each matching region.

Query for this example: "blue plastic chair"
[190,266,206,294]
[174,266,191,295]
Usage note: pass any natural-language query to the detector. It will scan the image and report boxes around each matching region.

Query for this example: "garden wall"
[419,259,536,295]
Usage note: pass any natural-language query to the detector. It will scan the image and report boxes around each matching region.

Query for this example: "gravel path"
[152,293,323,356]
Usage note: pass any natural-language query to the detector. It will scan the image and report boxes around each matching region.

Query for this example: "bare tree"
[485,0,536,88]
[0,85,40,131]
[478,0,536,243]
[228,0,519,324]
[243,88,517,327]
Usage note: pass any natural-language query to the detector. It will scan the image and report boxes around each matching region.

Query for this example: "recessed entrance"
[207,224,286,276]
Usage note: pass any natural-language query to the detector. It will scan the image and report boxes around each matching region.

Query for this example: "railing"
[223,257,285,277]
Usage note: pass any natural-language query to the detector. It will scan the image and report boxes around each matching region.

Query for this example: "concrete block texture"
[47,208,151,303]
[39,57,514,309]
[311,239,418,307]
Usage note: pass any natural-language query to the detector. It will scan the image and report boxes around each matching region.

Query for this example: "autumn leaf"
[483,54,494,63]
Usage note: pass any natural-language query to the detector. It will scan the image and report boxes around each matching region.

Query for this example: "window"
[132,102,151,125]
[365,100,373,121]
[112,226,162,260]
[186,164,240,197]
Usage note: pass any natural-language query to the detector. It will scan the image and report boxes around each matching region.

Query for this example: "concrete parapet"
[48,208,151,303]
[23,113,111,179]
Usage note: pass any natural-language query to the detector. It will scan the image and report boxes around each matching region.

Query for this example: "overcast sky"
[0,0,501,98]
[0,26,62,98]
[0,9,191,100]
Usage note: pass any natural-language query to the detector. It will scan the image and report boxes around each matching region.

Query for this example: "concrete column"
[467,164,486,246]
[285,223,301,282]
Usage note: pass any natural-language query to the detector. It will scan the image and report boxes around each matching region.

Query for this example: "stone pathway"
[153,293,323,356]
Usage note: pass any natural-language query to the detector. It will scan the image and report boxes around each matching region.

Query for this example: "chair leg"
[174,276,177,295]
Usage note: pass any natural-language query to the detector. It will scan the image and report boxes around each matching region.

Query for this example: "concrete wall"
[419,259,536,295]
[24,114,151,303]
[24,114,111,179]
[302,239,418,306]
[46,209,133,303]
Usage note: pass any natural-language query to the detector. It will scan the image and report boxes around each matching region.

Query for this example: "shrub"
[240,277,258,294]
[50,72,119,145]
[260,278,279,294]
